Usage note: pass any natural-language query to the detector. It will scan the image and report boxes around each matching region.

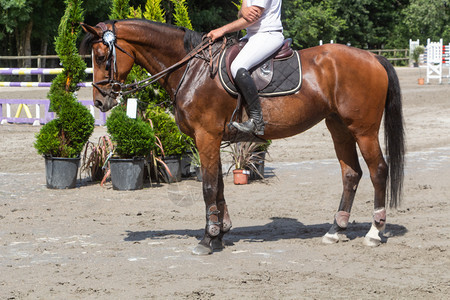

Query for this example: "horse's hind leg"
[322,116,362,244]
[356,135,388,246]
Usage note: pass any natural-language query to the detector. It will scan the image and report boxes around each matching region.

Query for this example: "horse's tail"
[376,55,405,208]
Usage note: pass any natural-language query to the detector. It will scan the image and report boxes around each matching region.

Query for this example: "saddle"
[218,38,302,97]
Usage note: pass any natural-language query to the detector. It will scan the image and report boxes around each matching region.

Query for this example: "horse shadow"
[124,217,408,244]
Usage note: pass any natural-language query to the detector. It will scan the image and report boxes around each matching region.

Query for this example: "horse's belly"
[262,95,328,139]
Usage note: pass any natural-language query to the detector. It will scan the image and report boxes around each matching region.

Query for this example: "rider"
[207,0,284,136]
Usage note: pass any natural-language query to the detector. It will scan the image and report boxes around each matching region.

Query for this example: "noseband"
[91,22,135,99]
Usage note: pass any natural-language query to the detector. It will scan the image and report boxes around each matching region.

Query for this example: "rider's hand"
[240,5,262,23]
[207,28,225,41]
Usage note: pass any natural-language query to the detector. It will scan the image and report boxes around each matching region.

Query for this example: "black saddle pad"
[218,48,302,97]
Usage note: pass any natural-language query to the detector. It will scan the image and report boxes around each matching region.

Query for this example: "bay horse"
[81,19,405,255]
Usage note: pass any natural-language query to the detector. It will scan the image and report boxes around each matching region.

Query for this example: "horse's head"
[81,22,135,112]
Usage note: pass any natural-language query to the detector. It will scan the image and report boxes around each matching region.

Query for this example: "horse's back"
[300,43,387,83]
[300,43,381,65]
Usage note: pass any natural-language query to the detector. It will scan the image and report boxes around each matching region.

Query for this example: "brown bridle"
[91,21,227,99]
[90,22,135,98]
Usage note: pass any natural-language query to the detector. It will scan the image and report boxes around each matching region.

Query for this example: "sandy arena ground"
[0,67,449,299]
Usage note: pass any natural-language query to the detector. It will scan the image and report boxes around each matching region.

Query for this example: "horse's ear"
[80,23,102,38]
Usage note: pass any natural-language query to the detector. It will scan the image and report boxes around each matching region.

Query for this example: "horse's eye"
[96,55,106,64]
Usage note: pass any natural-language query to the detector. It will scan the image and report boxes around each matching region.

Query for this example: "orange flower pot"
[233,169,249,185]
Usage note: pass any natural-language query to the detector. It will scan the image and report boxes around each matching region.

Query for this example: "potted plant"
[412,45,425,67]
[35,102,94,189]
[188,145,202,182]
[249,140,271,180]
[412,45,426,84]
[142,127,174,186]
[81,136,114,182]
[34,0,94,189]
[145,106,191,183]
[106,105,155,190]
[181,141,195,178]
[224,142,263,185]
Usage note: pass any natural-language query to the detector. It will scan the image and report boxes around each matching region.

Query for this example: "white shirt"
[246,0,283,35]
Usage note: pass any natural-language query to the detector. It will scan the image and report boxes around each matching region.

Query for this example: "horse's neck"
[121,22,188,96]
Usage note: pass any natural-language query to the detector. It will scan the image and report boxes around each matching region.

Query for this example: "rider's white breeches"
[230,31,284,78]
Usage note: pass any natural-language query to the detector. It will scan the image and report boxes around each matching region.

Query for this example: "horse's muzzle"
[94,97,118,112]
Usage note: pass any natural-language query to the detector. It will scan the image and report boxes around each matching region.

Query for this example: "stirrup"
[231,119,264,135]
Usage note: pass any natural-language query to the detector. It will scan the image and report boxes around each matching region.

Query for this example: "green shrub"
[106,105,156,158]
[255,140,272,152]
[58,100,95,153]
[35,99,95,158]
[124,65,170,109]
[412,45,425,63]
[34,119,64,157]
[146,106,192,156]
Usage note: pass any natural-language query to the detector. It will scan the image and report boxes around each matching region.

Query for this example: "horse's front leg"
[210,159,232,250]
[192,133,231,255]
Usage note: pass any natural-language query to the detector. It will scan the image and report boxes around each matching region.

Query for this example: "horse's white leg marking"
[322,232,339,244]
[363,208,386,247]
[363,223,382,246]
[321,211,350,244]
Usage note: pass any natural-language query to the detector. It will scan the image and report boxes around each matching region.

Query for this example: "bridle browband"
[91,21,226,100]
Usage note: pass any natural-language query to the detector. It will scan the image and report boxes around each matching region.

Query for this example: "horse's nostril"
[94,100,103,108]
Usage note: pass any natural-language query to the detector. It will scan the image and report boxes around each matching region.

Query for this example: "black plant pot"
[44,156,80,189]
[249,151,266,180]
[110,157,145,190]
[181,151,193,178]
[162,155,182,183]
[194,166,202,182]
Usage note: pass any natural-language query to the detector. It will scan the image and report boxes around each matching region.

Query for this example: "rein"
[91,21,227,99]
[121,36,225,96]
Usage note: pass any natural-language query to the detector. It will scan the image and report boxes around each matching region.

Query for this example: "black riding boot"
[232,68,265,135]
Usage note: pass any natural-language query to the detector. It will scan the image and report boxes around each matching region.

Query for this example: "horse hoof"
[363,236,381,247]
[210,238,225,250]
[322,232,339,244]
[192,244,213,255]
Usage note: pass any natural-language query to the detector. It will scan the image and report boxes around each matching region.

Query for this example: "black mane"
[79,19,203,55]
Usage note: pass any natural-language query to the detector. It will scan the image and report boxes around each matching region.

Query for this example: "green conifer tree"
[143,0,166,23]
[124,0,169,108]
[35,0,94,158]
[129,6,143,18]
[171,0,192,30]
[109,0,130,19]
